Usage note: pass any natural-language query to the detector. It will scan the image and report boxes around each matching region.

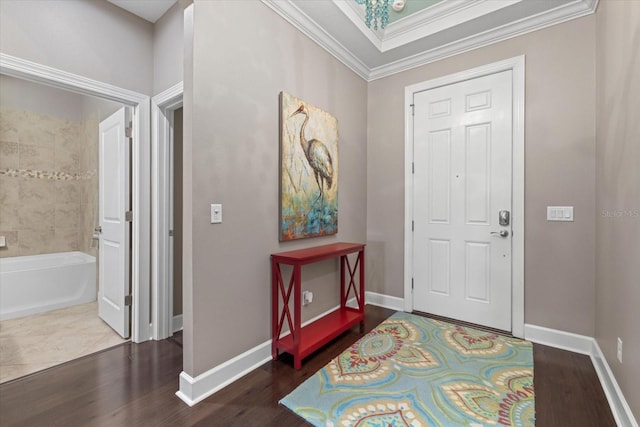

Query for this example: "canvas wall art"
[279,92,338,241]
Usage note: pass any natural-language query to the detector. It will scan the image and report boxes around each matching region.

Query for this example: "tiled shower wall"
[0,107,98,258]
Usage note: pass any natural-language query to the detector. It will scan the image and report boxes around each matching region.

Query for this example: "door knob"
[490,230,509,238]
[94,226,102,233]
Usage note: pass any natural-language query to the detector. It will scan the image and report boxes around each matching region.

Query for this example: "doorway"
[151,83,183,340]
[0,52,152,342]
[404,56,525,337]
[0,74,131,383]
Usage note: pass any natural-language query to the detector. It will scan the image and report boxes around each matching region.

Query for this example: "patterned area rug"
[280,311,534,427]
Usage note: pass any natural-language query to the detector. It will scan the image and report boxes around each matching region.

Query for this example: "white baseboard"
[525,324,638,427]
[176,293,407,406]
[176,302,637,427]
[172,314,183,333]
[176,340,272,406]
[365,291,405,311]
[524,323,593,355]
[590,340,639,427]
[176,302,361,406]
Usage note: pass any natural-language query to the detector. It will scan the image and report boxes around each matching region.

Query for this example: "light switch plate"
[547,206,573,221]
[211,204,222,224]
[0,236,5,247]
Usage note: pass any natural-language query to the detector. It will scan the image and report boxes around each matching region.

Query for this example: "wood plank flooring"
[0,306,616,426]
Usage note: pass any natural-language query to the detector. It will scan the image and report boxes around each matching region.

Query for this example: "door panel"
[428,130,451,223]
[98,107,131,339]
[428,239,450,295]
[413,70,512,331]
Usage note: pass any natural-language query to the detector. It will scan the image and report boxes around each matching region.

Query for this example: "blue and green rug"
[280,311,535,426]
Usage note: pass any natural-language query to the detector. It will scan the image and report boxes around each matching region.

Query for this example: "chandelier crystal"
[355,0,391,30]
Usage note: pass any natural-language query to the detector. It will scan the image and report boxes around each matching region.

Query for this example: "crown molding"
[262,0,598,82]
[369,0,598,80]
[332,0,383,51]
[260,0,369,81]
[381,0,520,52]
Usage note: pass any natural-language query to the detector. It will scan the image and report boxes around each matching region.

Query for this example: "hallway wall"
[595,0,640,419]
[0,0,153,95]
[185,0,367,376]
[366,16,597,337]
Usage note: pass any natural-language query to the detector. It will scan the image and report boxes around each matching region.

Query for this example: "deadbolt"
[499,210,510,226]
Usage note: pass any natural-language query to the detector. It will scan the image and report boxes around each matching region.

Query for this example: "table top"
[271,242,364,264]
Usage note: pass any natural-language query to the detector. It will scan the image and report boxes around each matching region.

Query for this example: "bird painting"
[279,92,338,241]
[290,104,333,206]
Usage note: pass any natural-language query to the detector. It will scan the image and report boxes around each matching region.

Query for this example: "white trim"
[591,340,639,427]
[260,0,369,81]
[403,56,525,338]
[524,324,638,427]
[334,0,521,53]
[261,0,596,82]
[173,314,183,333]
[368,0,597,81]
[176,340,272,407]
[381,0,521,53]
[524,324,593,355]
[0,53,151,343]
[365,291,405,311]
[151,82,184,341]
[177,303,349,405]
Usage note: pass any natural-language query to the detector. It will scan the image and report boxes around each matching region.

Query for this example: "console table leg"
[271,260,278,360]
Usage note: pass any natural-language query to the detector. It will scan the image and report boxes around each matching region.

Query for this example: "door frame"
[151,82,183,340]
[403,56,525,337]
[0,53,152,343]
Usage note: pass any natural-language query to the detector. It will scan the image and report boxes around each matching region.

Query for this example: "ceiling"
[107,0,177,23]
[109,0,598,81]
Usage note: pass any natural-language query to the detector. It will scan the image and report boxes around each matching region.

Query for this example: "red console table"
[271,242,365,369]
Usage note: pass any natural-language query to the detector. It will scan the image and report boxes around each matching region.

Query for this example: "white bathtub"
[0,251,96,321]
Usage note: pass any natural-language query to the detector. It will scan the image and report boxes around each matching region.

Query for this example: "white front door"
[412,70,513,331]
[98,107,131,339]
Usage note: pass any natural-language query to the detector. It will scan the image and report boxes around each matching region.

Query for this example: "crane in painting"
[290,104,334,206]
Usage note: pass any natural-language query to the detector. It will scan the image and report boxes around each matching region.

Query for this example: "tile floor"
[0,301,128,383]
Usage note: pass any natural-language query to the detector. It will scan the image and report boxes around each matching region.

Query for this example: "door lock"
[499,210,510,226]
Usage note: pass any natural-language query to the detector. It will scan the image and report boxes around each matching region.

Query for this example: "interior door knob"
[490,230,509,238]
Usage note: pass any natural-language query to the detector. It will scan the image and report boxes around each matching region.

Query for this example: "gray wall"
[0,75,121,121]
[595,0,640,418]
[153,1,184,95]
[367,16,597,336]
[185,1,367,376]
[0,0,153,95]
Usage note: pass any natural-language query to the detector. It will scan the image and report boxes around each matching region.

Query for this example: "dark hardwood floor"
[0,306,616,426]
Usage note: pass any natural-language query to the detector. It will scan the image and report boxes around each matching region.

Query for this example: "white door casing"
[151,82,183,340]
[99,107,131,339]
[404,56,525,337]
[0,53,151,343]
[412,70,512,331]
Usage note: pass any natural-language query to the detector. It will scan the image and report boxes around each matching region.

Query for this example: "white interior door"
[98,107,131,339]
[412,70,513,331]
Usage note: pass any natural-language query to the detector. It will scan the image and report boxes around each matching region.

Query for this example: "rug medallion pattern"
[280,312,534,427]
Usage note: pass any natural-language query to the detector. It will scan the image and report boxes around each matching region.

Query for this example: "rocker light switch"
[547,206,573,221]
[211,204,222,224]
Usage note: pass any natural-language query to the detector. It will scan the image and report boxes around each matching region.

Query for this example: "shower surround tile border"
[0,168,96,181]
